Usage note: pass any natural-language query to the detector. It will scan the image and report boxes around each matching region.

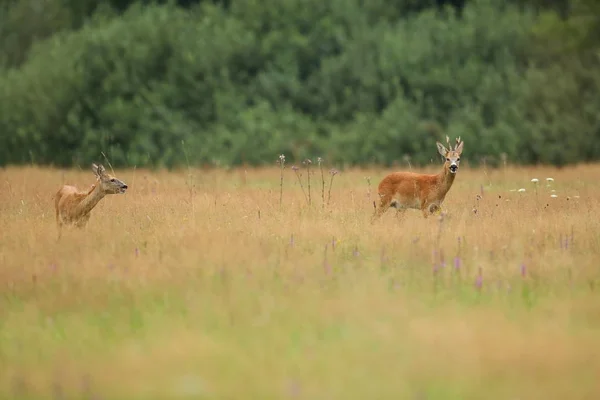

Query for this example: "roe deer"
[372,136,464,222]
[54,163,128,238]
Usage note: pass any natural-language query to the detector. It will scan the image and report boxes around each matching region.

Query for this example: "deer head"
[92,163,128,194]
[436,136,464,174]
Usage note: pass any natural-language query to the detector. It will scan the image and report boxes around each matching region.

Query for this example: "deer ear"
[455,141,464,154]
[92,163,106,178]
[436,142,448,157]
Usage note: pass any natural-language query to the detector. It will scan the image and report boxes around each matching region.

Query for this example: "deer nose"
[450,165,458,172]
[123,184,128,189]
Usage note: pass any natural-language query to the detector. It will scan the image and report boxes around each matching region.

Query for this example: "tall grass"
[1,163,599,399]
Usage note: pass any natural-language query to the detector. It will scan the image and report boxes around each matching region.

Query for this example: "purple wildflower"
[453,256,461,270]
[475,267,483,289]
[559,233,563,249]
[520,263,526,277]
[288,380,301,398]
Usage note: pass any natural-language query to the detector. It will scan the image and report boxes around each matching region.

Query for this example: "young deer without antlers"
[372,136,464,222]
[54,163,128,238]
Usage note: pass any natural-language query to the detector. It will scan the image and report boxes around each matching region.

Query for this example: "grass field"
[1,162,600,399]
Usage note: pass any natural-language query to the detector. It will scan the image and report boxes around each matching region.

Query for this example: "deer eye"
[110,179,116,183]
[457,158,460,161]
[446,158,450,162]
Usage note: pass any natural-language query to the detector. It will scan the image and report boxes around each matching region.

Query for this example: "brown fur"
[54,163,127,238]
[372,137,464,221]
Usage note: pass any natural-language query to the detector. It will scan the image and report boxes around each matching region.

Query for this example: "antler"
[445,136,462,151]
[443,136,462,151]
[455,136,461,150]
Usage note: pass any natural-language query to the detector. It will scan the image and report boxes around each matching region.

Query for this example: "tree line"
[0,0,598,168]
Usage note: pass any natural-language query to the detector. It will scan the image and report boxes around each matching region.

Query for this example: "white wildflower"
[518,188,526,192]
[550,194,558,198]
[531,178,539,183]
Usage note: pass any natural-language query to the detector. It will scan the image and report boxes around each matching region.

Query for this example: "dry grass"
[1,162,600,399]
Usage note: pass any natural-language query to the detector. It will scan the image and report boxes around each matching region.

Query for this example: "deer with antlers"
[372,136,464,222]
[54,163,128,238]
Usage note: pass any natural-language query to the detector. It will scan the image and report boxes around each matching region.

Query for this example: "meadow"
[1,161,600,399]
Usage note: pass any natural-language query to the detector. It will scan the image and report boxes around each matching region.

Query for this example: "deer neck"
[73,184,105,218]
[437,164,456,194]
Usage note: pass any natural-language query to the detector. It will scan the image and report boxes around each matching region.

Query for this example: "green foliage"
[0,0,599,168]
[520,0,600,165]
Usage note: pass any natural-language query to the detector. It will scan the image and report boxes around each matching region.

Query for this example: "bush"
[1,0,599,168]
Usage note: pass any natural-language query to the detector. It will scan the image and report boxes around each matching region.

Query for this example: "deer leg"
[75,219,88,229]
[55,209,63,241]
[422,200,444,218]
[421,200,431,218]
[371,194,391,223]
[56,218,64,241]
